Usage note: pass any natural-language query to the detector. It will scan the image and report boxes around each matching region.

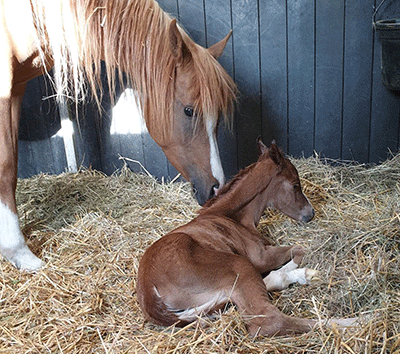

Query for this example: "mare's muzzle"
[299,207,315,223]
[191,177,222,205]
[192,183,220,205]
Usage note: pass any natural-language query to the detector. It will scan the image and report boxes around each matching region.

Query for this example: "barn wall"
[18,0,400,180]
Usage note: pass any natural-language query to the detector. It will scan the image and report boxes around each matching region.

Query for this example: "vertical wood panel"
[287,0,315,157]
[232,0,262,168]
[18,138,67,177]
[142,134,170,179]
[156,0,179,18]
[177,0,206,46]
[18,142,36,178]
[18,73,66,178]
[72,104,103,172]
[19,75,60,141]
[204,0,237,179]
[259,0,288,151]
[314,0,344,159]
[341,0,374,161]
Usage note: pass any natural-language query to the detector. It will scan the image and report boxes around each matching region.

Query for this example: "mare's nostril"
[209,183,220,199]
[303,209,315,223]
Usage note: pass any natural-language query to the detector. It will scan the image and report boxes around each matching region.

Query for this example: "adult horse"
[0,0,236,270]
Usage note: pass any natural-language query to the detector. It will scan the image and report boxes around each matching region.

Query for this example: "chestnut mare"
[0,0,236,270]
[137,140,358,336]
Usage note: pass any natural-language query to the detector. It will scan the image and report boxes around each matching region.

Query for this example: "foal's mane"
[31,0,236,137]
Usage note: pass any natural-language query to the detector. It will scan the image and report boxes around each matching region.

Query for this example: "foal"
[137,140,319,336]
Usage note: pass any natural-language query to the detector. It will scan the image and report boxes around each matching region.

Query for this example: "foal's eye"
[184,107,194,117]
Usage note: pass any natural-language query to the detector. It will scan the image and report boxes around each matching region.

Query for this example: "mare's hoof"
[4,247,44,272]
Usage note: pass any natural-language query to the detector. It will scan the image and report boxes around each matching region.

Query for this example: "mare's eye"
[184,107,194,117]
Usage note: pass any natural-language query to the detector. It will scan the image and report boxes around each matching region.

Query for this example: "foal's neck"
[201,158,278,228]
[234,192,272,229]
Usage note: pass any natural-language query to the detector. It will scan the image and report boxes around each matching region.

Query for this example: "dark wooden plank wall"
[18,0,400,180]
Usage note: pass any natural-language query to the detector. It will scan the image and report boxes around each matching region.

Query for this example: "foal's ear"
[257,138,284,165]
[207,30,233,59]
[257,136,268,155]
[268,141,285,165]
[169,19,191,63]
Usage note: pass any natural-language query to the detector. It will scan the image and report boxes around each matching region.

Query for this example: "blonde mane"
[31,0,236,137]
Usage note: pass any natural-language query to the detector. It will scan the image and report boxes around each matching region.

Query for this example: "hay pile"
[1,154,399,353]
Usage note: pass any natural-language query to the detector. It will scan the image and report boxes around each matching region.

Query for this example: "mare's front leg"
[0,91,43,271]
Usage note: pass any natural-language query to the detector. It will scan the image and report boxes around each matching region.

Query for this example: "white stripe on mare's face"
[0,201,43,271]
[206,119,225,193]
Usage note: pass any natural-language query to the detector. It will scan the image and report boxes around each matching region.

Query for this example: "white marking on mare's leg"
[0,201,43,271]
[206,119,225,192]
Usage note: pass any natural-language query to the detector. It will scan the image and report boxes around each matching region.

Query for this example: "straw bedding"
[1,154,399,353]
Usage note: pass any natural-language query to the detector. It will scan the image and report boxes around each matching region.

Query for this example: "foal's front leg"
[260,245,319,291]
[256,244,306,273]
[263,267,319,291]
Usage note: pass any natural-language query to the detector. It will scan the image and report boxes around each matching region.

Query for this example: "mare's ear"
[169,19,191,64]
[257,136,268,155]
[268,140,285,165]
[207,30,232,59]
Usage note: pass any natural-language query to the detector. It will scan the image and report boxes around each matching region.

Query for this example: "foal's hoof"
[290,245,306,265]
[305,269,321,283]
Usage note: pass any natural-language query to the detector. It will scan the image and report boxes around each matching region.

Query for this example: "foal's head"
[200,139,315,224]
[259,140,315,223]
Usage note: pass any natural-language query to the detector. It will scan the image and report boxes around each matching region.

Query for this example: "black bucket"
[375,19,400,90]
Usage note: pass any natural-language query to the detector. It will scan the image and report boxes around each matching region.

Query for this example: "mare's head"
[259,139,315,223]
[34,0,236,206]
[142,19,236,205]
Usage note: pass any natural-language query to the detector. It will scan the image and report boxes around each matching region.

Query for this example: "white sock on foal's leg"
[278,259,299,272]
[264,262,319,291]
[0,201,43,271]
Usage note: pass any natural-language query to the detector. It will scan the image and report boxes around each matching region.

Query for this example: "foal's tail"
[136,262,188,328]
